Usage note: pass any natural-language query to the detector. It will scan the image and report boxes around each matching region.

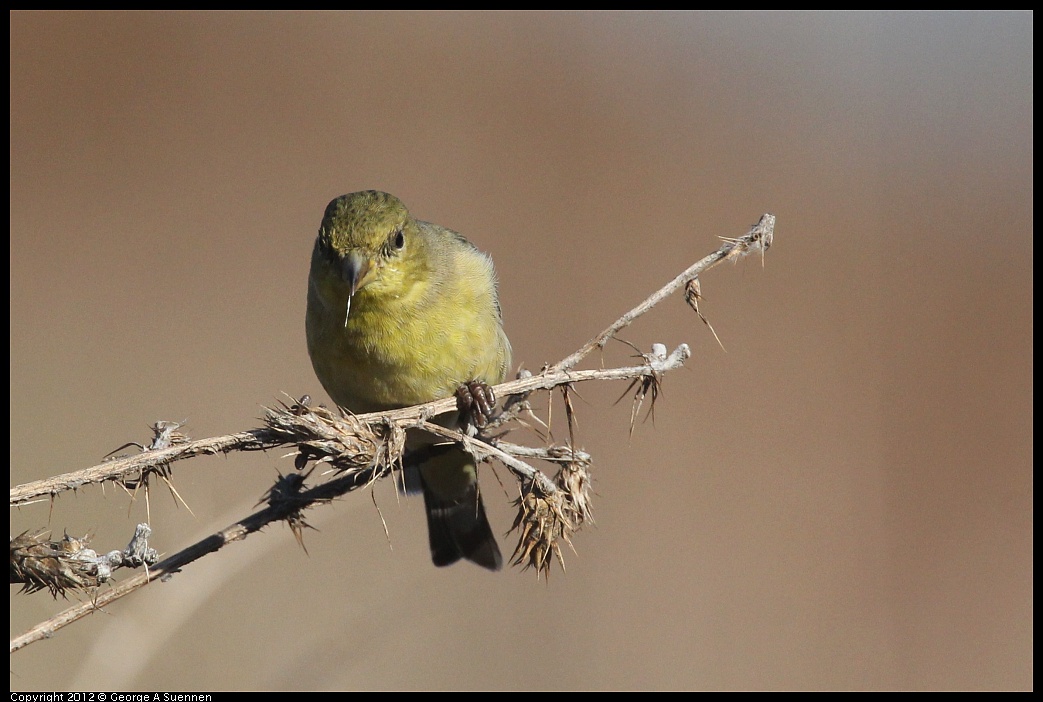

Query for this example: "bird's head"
[311,190,424,325]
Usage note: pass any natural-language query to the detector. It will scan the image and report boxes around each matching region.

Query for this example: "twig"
[10,347,692,508]
[418,421,558,496]
[10,524,158,596]
[10,213,774,651]
[9,429,275,508]
[554,213,773,371]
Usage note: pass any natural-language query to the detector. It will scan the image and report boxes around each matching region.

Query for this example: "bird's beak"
[342,251,372,327]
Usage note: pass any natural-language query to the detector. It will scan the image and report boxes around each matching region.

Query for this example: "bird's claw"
[456,380,497,430]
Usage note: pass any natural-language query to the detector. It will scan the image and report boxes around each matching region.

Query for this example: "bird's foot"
[456,380,497,430]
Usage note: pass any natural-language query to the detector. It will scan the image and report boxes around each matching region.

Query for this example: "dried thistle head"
[10,531,104,597]
[509,456,593,578]
[263,401,408,551]
[265,401,385,475]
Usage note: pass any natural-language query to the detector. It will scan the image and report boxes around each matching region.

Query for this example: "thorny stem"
[10,213,773,652]
[10,466,377,652]
[553,213,774,371]
[10,348,692,508]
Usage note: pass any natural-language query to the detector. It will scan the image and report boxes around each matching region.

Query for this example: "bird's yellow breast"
[306,222,510,414]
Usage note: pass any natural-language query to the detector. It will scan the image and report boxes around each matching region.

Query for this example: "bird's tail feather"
[420,472,502,571]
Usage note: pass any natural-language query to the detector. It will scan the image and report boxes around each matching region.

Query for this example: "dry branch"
[10,213,774,652]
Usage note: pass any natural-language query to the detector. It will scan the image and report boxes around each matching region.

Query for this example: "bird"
[306,190,511,570]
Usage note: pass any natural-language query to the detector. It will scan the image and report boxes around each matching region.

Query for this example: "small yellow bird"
[306,191,511,570]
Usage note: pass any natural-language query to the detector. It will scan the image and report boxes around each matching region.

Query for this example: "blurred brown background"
[10,11,1032,691]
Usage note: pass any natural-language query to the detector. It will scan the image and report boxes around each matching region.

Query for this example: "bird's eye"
[392,230,405,250]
